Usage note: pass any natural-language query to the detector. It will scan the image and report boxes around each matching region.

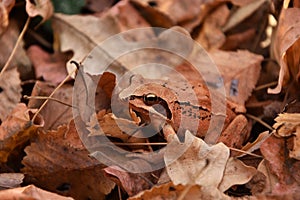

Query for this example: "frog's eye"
[143,93,159,106]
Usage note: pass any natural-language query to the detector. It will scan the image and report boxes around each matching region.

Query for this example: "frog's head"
[119,74,176,125]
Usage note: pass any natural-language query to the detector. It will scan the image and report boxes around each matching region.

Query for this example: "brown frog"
[119,70,249,148]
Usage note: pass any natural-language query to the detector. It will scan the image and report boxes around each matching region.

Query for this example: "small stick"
[113,142,167,146]
[31,68,77,122]
[246,113,274,131]
[228,147,262,158]
[254,81,278,91]
[0,18,31,77]
[24,95,74,107]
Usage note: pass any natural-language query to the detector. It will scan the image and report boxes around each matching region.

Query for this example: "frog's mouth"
[129,96,172,125]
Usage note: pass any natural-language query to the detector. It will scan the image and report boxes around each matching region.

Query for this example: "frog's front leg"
[217,114,249,149]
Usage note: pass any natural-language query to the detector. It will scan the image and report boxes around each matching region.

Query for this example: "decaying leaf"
[273,113,300,160]
[210,50,263,108]
[0,20,32,79]
[27,45,72,84]
[0,103,43,163]
[128,182,230,200]
[219,157,256,192]
[165,131,230,187]
[28,81,73,131]
[196,4,229,50]
[260,135,300,195]
[0,185,74,200]
[22,120,115,200]
[269,7,300,94]
[104,164,156,196]
[0,0,15,34]
[0,173,24,189]
[25,0,54,23]
[0,68,22,121]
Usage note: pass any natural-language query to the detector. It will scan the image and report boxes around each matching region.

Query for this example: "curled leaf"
[25,0,54,23]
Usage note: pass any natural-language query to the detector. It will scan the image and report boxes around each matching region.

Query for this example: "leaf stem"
[246,114,274,131]
[24,95,74,107]
[0,17,31,78]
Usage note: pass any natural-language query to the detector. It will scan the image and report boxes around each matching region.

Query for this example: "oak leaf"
[269,7,300,94]
[0,173,24,189]
[22,120,115,200]
[0,68,22,121]
[0,185,73,200]
[0,103,43,163]
[25,0,53,23]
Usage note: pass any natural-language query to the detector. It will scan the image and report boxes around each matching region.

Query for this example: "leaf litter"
[0,0,300,199]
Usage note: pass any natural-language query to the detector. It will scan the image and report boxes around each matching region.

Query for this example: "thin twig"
[31,69,77,122]
[246,113,274,131]
[24,95,74,107]
[113,142,167,146]
[0,17,31,77]
[254,81,278,91]
[228,147,262,158]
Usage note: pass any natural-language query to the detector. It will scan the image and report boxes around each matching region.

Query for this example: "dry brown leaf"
[210,50,263,108]
[128,182,230,200]
[273,113,300,137]
[217,114,249,149]
[27,45,72,84]
[22,120,115,199]
[0,103,43,163]
[28,81,72,131]
[25,0,53,23]
[165,131,229,187]
[0,185,73,200]
[53,1,152,75]
[0,20,32,79]
[196,4,229,50]
[219,157,256,192]
[130,0,216,32]
[238,131,270,157]
[104,164,155,196]
[222,0,267,32]
[0,68,22,122]
[260,135,300,195]
[0,0,15,34]
[268,7,300,94]
[0,173,24,189]
[273,113,300,160]
[84,0,114,12]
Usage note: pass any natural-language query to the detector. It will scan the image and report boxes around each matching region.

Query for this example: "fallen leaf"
[273,113,300,160]
[0,68,22,122]
[28,81,73,130]
[52,0,152,75]
[238,131,270,157]
[128,182,230,200]
[0,0,15,34]
[0,103,43,163]
[219,157,256,192]
[260,135,300,195]
[165,130,230,187]
[268,7,300,94]
[27,45,72,84]
[196,4,229,50]
[0,185,74,200]
[84,0,114,12]
[210,50,263,108]
[222,0,267,32]
[22,120,115,199]
[0,173,24,189]
[273,113,300,137]
[25,0,54,23]
[104,164,156,196]
[217,114,249,149]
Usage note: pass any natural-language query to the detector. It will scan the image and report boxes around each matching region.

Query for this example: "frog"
[118,69,249,148]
